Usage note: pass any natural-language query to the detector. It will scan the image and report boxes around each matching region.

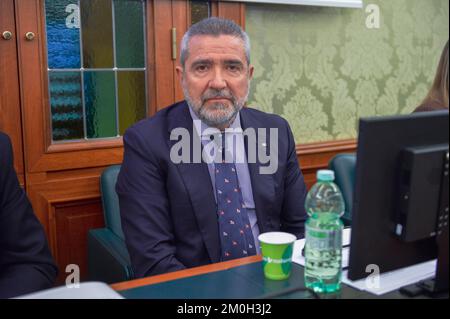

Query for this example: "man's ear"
[248,65,254,80]
[176,66,184,83]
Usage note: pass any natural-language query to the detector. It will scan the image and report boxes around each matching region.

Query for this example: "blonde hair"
[421,40,449,109]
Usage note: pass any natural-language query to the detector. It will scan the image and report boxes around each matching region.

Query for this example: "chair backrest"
[328,153,356,225]
[100,165,124,239]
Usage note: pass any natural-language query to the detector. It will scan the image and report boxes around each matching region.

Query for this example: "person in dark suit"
[414,40,448,113]
[116,17,308,278]
[0,132,57,298]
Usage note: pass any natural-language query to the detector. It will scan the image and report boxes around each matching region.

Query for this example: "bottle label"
[305,226,342,251]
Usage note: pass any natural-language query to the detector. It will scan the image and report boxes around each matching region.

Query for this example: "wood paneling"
[0,0,24,178]
[54,199,104,284]
[15,0,48,172]
[297,139,357,189]
[26,169,104,234]
[146,0,158,117]
[154,0,176,109]
[26,168,106,283]
[173,0,189,102]
[214,1,246,27]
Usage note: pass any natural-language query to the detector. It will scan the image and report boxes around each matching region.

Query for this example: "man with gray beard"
[116,17,307,278]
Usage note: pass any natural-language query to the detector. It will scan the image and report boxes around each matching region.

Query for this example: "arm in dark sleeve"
[280,120,308,238]
[116,128,186,278]
[0,133,58,298]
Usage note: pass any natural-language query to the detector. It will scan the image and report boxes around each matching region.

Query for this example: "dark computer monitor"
[348,110,449,294]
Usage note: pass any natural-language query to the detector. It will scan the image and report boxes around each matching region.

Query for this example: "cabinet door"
[16,0,151,174]
[0,0,25,185]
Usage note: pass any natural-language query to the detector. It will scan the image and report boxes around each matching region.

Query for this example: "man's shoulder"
[0,132,13,170]
[242,106,288,127]
[0,132,12,152]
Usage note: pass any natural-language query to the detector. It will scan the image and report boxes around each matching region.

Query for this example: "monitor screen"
[348,110,449,283]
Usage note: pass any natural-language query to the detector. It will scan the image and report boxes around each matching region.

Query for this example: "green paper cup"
[258,232,297,280]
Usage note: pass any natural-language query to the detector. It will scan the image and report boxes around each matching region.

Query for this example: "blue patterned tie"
[215,135,256,261]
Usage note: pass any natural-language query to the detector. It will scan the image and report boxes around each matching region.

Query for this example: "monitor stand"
[399,212,448,298]
[401,151,449,297]
[419,204,449,296]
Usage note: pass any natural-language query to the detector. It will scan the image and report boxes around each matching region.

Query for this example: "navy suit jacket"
[116,101,307,278]
[0,132,57,298]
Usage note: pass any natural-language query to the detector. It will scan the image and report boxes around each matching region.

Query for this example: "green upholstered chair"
[87,165,134,284]
[328,153,356,226]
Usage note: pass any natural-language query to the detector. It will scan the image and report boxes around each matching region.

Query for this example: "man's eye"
[195,65,208,72]
[227,65,240,72]
[227,65,243,74]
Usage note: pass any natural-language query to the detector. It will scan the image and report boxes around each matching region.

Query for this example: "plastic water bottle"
[304,169,345,294]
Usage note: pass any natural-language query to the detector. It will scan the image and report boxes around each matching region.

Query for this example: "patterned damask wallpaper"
[245,0,449,144]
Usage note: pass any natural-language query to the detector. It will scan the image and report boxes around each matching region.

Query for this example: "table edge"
[111,255,262,291]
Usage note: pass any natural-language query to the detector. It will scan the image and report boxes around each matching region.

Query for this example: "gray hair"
[180,17,251,68]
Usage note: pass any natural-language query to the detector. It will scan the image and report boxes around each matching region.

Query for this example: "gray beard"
[183,86,249,129]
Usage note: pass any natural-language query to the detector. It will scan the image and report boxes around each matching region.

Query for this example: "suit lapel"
[240,109,276,234]
[167,103,221,263]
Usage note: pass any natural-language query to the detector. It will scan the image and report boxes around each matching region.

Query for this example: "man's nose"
[208,68,227,90]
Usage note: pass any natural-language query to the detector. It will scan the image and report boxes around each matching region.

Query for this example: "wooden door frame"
[0,0,25,184]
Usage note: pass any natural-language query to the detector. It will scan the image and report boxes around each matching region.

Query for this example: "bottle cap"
[317,169,335,182]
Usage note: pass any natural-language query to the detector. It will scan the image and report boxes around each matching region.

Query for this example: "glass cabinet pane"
[45,0,147,142]
[84,71,117,138]
[115,0,145,68]
[80,0,114,68]
[45,0,81,68]
[190,0,210,25]
[49,72,84,140]
[118,71,146,135]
